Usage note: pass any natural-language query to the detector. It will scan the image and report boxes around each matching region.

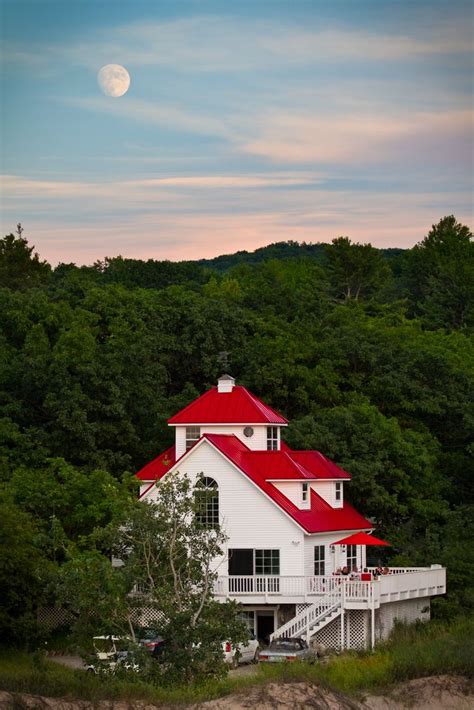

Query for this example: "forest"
[0,215,473,646]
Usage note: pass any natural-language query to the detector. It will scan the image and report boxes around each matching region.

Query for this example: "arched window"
[195,476,219,529]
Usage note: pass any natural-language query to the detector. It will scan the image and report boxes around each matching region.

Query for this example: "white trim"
[266,477,351,483]
[306,528,373,537]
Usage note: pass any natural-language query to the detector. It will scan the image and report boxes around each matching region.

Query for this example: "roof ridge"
[240,386,288,423]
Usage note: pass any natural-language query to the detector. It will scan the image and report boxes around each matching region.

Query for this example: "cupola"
[217,374,235,393]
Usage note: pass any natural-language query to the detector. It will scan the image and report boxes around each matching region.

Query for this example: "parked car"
[223,633,260,668]
[137,628,166,658]
[258,637,317,663]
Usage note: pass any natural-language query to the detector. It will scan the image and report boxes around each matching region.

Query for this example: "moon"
[97,64,130,98]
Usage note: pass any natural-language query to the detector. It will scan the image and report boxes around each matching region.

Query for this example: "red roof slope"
[136,446,176,481]
[135,434,371,534]
[167,386,288,425]
[290,451,351,480]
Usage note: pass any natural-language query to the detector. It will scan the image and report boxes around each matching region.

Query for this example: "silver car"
[258,637,317,663]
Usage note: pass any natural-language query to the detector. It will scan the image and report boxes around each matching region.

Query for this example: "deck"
[213,566,446,607]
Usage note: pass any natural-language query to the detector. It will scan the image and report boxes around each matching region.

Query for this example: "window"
[185,426,200,451]
[302,482,309,502]
[347,544,357,570]
[238,611,255,635]
[314,545,325,575]
[335,482,342,502]
[255,549,280,575]
[266,426,278,451]
[195,476,219,528]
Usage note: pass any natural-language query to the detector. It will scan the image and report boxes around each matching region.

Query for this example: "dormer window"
[185,426,200,451]
[335,482,342,502]
[267,426,279,451]
[302,482,309,502]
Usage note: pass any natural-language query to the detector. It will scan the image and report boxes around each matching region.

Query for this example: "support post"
[371,585,375,650]
[340,609,345,651]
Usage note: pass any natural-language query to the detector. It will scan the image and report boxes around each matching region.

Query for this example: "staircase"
[270,591,342,644]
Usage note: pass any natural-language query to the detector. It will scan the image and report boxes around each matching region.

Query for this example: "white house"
[136,375,446,650]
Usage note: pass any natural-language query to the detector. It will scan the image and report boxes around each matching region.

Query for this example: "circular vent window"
[243,426,254,438]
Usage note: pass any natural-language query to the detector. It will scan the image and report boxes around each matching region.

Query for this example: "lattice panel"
[313,615,342,651]
[347,610,368,650]
[296,603,311,615]
[37,606,74,630]
[131,607,166,628]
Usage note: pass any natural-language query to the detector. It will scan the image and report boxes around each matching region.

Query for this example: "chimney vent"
[217,374,235,393]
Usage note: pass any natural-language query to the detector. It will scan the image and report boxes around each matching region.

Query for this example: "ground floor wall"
[375,597,431,642]
[239,596,432,651]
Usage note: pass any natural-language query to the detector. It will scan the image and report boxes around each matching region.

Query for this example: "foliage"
[403,215,474,330]
[0,492,52,644]
[0,227,51,290]
[324,236,392,301]
[57,473,248,683]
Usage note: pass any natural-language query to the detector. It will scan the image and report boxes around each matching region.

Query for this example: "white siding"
[311,481,343,508]
[145,440,304,575]
[273,481,311,510]
[173,424,273,458]
[303,533,367,576]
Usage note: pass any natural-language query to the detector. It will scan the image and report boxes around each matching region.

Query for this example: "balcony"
[213,566,446,606]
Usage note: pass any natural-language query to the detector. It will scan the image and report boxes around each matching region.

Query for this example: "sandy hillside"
[0,675,473,710]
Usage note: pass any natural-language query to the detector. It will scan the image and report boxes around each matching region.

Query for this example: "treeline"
[0,216,473,643]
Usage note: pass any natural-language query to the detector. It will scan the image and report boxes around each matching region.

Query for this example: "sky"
[1,0,473,265]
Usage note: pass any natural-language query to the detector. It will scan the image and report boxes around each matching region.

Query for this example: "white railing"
[270,585,342,641]
[214,567,445,604]
[367,567,427,575]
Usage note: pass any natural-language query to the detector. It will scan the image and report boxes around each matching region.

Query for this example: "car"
[258,637,317,663]
[85,636,140,674]
[137,628,166,658]
[223,633,260,668]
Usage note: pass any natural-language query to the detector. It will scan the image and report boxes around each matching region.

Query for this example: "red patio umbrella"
[332,531,391,546]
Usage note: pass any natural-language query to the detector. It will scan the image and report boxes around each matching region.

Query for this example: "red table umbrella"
[332,531,391,546]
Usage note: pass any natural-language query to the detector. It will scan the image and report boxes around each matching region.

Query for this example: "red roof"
[136,446,175,481]
[290,451,351,480]
[167,386,288,425]
[135,434,370,534]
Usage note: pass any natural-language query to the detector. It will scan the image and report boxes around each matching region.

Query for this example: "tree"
[57,472,247,683]
[0,227,51,290]
[0,491,52,645]
[324,237,391,302]
[404,216,473,330]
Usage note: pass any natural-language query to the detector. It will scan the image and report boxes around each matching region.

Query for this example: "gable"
[143,438,305,539]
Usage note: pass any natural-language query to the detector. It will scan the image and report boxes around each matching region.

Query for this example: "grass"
[1,618,473,704]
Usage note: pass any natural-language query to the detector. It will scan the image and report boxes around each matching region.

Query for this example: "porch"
[213,566,446,607]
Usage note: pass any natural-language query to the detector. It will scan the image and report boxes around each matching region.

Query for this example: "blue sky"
[1,0,472,264]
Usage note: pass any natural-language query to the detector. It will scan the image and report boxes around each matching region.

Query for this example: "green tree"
[57,472,247,683]
[324,237,391,302]
[404,216,473,330]
[0,226,51,290]
[0,491,52,645]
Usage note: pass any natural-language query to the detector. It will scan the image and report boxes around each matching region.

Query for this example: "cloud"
[65,96,233,139]
[0,172,319,202]
[242,110,473,164]
[5,14,472,76]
